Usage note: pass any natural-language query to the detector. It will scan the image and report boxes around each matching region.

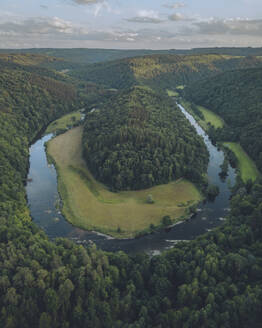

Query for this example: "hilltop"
[71,54,262,90]
[82,86,209,191]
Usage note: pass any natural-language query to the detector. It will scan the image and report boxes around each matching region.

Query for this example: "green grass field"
[47,126,202,238]
[223,142,260,182]
[179,100,224,131]
[167,89,179,97]
[45,110,83,134]
[198,105,224,129]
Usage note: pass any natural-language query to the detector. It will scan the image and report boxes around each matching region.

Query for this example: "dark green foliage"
[207,184,220,200]
[162,216,172,226]
[184,67,262,172]
[82,86,209,191]
[71,54,262,90]
[0,61,80,218]
[219,158,229,180]
[191,103,205,120]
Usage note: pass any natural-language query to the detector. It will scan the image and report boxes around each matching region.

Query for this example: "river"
[26,103,236,255]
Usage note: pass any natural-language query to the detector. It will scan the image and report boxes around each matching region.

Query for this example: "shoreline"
[45,126,203,240]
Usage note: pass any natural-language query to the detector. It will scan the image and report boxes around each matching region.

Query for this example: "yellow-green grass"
[197,106,224,129]
[45,110,83,134]
[180,100,224,131]
[223,142,260,182]
[167,89,179,97]
[47,126,202,238]
[176,85,185,90]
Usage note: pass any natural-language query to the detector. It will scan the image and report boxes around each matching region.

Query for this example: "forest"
[70,54,262,90]
[0,52,262,327]
[184,67,262,173]
[82,86,209,191]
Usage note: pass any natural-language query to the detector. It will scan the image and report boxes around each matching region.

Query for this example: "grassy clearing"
[47,126,202,238]
[45,110,83,134]
[180,100,224,131]
[197,106,224,129]
[223,142,260,182]
[167,89,179,97]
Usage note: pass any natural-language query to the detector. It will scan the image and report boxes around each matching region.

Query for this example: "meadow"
[223,142,260,182]
[179,100,224,131]
[47,126,202,238]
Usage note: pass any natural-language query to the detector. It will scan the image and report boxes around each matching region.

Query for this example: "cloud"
[0,12,262,49]
[0,15,142,45]
[193,18,262,36]
[168,13,194,21]
[126,10,164,24]
[0,17,75,36]
[126,17,164,24]
[40,5,48,9]
[163,2,186,9]
[71,0,104,4]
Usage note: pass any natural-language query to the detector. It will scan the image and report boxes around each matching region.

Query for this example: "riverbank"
[177,98,260,183]
[45,109,84,135]
[46,126,203,239]
[179,99,224,131]
[223,142,260,182]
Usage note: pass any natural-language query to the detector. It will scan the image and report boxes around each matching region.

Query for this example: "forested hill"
[70,54,262,89]
[0,55,83,218]
[184,67,262,173]
[82,86,209,191]
[1,47,262,64]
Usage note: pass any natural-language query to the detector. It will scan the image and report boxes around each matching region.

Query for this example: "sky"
[0,0,262,49]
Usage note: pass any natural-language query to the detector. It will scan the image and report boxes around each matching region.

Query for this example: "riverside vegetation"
[184,67,262,180]
[1,51,262,327]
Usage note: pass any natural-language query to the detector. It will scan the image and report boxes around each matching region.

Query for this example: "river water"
[26,104,236,255]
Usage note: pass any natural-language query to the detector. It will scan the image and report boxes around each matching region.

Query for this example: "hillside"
[71,54,262,89]
[83,86,209,191]
[184,67,262,173]
[0,55,83,216]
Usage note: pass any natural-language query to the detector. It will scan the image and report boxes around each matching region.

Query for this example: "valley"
[1,49,262,327]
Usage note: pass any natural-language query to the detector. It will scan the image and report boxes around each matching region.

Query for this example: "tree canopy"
[83,86,209,191]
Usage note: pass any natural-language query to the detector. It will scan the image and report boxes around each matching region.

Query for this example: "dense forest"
[82,86,209,191]
[1,52,262,327]
[184,67,262,172]
[70,54,262,90]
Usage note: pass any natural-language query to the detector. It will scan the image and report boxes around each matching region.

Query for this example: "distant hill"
[71,54,262,90]
[1,47,262,65]
[184,67,262,173]
[82,86,209,191]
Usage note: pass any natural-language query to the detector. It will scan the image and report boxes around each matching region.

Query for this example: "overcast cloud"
[0,0,261,49]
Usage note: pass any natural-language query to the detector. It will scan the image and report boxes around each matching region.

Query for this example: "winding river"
[26,103,236,255]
